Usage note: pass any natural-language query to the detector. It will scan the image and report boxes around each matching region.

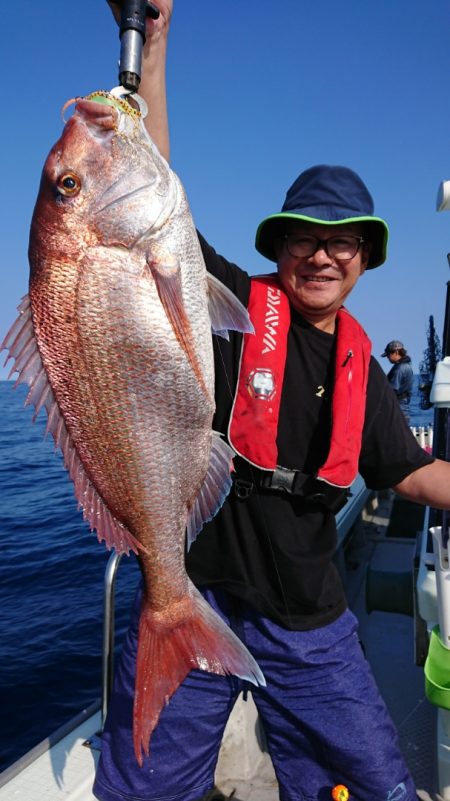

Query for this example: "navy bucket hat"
[255,165,389,269]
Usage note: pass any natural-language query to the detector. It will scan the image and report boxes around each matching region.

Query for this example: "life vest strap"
[232,461,350,513]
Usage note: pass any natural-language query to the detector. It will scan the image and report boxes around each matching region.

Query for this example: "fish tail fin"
[133,584,265,765]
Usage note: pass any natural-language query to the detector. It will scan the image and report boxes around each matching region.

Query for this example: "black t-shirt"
[186,234,433,630]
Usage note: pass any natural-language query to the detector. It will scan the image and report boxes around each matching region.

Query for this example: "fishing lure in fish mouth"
[62,87,148,125]
[87,87,148,119]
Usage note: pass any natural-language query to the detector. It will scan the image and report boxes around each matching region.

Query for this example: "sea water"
[0,381,141,771]
[0,378,434,772]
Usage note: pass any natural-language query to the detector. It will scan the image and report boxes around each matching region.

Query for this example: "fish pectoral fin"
[186,431,235,550]
[149,258,208,393]
[207,273,255,340]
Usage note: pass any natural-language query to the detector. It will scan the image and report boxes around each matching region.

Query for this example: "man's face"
[275,221,371,333]
[387,351,402,363]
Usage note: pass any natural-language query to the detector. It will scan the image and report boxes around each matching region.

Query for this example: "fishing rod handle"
[114,0,160,92]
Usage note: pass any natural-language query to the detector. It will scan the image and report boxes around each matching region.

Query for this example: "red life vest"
[228,275,372,488]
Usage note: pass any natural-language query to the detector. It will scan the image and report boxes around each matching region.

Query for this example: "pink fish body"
[2,91,264,763]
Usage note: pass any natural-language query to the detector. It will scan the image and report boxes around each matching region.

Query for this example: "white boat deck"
[0,706,101,801]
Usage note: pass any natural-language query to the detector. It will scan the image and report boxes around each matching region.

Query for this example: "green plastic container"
[425,625,450,710]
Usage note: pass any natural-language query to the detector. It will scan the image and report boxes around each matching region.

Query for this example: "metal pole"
[101,551,123,728]
[430,271,450,532]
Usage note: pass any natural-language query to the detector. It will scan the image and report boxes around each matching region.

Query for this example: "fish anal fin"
[186,432,235,550]
[207,273,254,339]
[2,297,142,557]
[133,583,265,765]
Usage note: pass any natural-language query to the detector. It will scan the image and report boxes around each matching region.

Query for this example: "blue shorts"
[93,586,417,801]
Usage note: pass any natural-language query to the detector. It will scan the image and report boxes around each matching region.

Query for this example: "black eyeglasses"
[283,233,365,261]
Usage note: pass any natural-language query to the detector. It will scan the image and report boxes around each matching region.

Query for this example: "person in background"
[95,4,450,801]
[382,340,414,421]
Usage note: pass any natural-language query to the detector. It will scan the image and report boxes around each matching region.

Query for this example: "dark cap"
[381,340,405,357]
[255,164,389,269]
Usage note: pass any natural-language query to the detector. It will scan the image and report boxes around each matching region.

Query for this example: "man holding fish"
[90,3,450,801]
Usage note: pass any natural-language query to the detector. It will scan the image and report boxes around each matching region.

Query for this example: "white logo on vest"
[262,285,281,354]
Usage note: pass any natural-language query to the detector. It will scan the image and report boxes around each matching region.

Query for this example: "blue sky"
[2,0,450,380]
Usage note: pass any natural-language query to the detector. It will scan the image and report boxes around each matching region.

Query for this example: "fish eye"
[56,172,81,197]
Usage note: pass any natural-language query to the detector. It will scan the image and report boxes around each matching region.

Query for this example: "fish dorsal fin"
[186,431,235,550]
[1,296,141,556]
[207,273,254,340]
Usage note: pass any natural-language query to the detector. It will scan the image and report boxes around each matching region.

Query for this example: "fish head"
[29,90,176,268]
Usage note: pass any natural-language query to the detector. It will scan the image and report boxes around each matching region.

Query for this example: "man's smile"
[300,273,338,283]
[305,276,334,281]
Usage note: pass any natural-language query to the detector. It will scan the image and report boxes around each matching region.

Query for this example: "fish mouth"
[76,91,142,127]
[85,90,143,116]
[72,92,143,140]
[73,97,118,132]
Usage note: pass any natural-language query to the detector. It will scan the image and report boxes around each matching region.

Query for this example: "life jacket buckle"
[261,466,303,493]
[233,478,254,500]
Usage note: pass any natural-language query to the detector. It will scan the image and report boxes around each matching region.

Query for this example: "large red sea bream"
[2,90,264,763]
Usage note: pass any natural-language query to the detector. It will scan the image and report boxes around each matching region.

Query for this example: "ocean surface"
[0,377,434,773]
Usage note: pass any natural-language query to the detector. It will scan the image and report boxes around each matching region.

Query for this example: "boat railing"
[101,551,123,728]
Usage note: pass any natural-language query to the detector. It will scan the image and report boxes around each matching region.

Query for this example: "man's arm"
[394,459,450,508]
[107,1,172,160]
[138,1,172,160]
